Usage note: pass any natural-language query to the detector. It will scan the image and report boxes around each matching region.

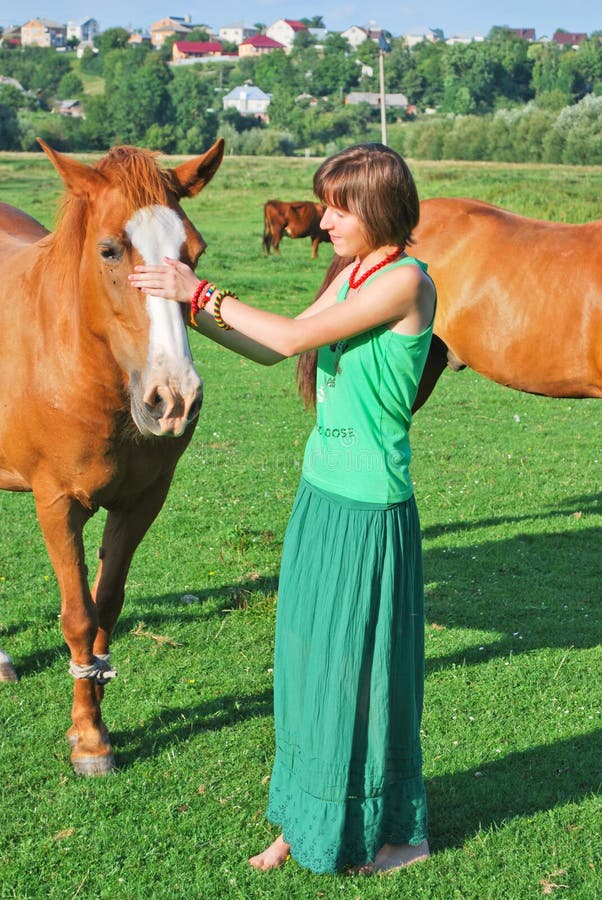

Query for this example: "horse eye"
[99,242,123,263]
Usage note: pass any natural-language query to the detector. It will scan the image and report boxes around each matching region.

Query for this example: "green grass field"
[0,151,600,899]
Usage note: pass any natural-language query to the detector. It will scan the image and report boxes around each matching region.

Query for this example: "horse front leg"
[89,476,176,745]
[92,475,175,653]
[34,490,116,775]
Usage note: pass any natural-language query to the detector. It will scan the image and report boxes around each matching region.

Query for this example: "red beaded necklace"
[348,246,403,290]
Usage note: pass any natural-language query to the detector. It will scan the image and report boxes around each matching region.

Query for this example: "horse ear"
[170,138,225,198]
[37,138,107,197]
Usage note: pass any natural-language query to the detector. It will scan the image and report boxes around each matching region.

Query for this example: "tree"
[412,40,446,107]
[168,66,218,153]
[0,83,36,112]
[292,30,316,51]
[80,46,102,75]
[441,44,494,113]
[110,54,173,145]
[94,28,131,54]
[530,42,562,97]
[573,36,602,94]
[254,50,295,93]
[301,16,325,28]
[487,29,534,105]
[57,71,84,100]
[78,94,113,148]
[0,102,20,150]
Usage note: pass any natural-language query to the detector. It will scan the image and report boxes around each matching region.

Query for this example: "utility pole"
[378,31,391,145]
[379,48,387,145]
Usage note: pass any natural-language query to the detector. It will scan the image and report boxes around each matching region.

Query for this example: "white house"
[219,24,259,45]
[445,34,485,45]
[67,18,99,44]
[265,18,307,52]
[402,33,436,48]
[222,84,271,119]
[341,26,369,49]
[345,91,408,110]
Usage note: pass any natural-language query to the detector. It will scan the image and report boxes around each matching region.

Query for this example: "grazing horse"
[263,199,330,258]
[315,197,602,411]
[0,137,224,775]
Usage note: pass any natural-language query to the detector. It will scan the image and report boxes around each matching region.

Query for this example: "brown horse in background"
[0,138,224,775]
[263,199,330,258]
[316,197,602,411]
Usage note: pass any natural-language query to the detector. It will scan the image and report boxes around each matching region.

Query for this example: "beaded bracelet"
[213,289,239,330]
[189,280,209,324]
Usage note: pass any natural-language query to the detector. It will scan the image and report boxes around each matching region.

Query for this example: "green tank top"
[302,257,434,504]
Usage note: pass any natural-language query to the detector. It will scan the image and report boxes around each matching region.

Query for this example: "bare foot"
[249,834,291,870]
[371,840,430,873]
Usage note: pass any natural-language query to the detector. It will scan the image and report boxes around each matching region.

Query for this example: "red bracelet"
[190,280,209,323]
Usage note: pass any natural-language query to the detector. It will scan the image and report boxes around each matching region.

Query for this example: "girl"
[129,143,436,875]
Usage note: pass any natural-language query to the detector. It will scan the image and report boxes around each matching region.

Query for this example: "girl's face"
[320,205,372,259]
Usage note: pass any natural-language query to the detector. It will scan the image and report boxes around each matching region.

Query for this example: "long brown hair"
[296,143,421,409]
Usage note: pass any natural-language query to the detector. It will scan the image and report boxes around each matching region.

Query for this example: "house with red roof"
[238,34,285,57]
[511,28,536,41]
[172,40,223,61]
[552,31,587,48]
[265,18,307,52]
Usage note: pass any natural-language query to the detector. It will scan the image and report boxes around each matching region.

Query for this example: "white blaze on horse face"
[126,205,202,437]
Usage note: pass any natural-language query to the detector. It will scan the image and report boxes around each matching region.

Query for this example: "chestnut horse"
[0,138,224,775]
[263,199,330,258]
[317,197,602,411]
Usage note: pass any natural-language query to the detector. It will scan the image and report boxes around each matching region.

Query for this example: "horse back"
[414,197,602,396]
[0,202,49,261]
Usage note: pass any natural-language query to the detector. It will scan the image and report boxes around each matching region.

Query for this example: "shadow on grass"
[10,512,598,678]
[4,573,279,678]
[114,572,280,631]
[428,728,602,850]
[111,688,273,770]
[422,489,601,542]
[422,522,601,665]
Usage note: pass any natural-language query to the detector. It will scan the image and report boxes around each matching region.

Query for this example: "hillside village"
[0,13,600,164]
[1,14,591,56]
[1,16,594,119]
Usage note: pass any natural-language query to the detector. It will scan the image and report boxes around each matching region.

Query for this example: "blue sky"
[2,0,599,39]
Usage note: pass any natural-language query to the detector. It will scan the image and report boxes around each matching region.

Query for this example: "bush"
[0,103,20,150]
[57,72,84,100]
[403,118,450,159]
[442,115,489,160]
[547,93,602,165]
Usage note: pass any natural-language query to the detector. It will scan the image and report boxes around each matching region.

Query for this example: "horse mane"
[95,145,172,212]
[41,146,173,291]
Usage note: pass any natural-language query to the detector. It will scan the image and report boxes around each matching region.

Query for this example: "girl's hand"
[129,257,200,304]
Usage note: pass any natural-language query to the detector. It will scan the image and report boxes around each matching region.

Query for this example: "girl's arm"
[129,257,348,365]
[189,310,286,366]
[203,264,434,357]
[129,257,434,358]
[129,257,286,365]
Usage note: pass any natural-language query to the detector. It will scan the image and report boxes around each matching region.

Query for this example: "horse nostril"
[145,390,165,419]
[189,397,202,421]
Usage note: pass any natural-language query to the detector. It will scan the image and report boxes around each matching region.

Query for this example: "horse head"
[38,138,225,438]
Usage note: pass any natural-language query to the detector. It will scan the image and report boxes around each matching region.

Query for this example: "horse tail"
[263,202,273,254]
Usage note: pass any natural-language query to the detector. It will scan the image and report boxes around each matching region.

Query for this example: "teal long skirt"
[267,478,428,874]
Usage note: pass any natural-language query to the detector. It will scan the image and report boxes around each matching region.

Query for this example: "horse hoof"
[71,753,117,776]
[0,655,18,682]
